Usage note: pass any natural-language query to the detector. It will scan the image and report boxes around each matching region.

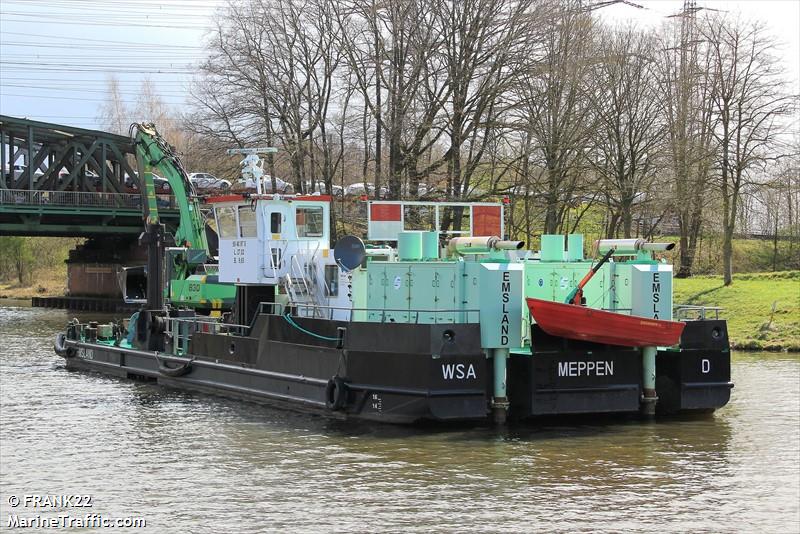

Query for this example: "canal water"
[1,303,798,533]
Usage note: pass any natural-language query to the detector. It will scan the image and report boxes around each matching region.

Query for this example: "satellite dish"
[334,235,366,272]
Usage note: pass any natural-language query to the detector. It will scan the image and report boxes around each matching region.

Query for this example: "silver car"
[189,173,231,191]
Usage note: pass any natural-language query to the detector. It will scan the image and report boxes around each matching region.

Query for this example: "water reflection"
[1,304,797,533]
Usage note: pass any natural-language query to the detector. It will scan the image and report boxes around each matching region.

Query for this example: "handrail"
[0,188,176,209]
[165,315,251,354]
[157,299,480,353]
[675,305,723,321]
[288,303,481,324]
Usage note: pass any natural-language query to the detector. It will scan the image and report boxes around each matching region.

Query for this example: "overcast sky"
[0,0,798,131]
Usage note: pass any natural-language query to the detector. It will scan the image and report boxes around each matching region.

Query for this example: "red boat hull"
[526,298,685,347]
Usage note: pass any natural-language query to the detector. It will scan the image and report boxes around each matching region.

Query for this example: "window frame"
[216,206,238,240]
[237,205,258,238]
[295,205,325,238]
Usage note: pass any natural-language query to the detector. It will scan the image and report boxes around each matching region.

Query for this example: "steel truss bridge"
[0,115,178,237]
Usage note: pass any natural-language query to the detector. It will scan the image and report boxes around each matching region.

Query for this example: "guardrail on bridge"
[0,189,176,209]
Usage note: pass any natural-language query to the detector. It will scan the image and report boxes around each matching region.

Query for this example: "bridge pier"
[66,236,145,299]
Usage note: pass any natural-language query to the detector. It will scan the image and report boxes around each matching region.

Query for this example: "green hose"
[283,313,339,342]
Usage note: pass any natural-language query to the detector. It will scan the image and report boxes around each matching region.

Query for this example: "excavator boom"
[131,122,208,253]
[124,122,233,312]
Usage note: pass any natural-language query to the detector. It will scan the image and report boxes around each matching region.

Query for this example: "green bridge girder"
[0,199,179,237]
[0,115,180,237]
[0,189,180,237]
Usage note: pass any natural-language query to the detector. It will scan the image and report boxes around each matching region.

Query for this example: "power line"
[0,31,205,49]
[0,64,194,74]
[0,92,187,104]
[0,83,193,96]
[0,12,215,30]
[0,115,187,121]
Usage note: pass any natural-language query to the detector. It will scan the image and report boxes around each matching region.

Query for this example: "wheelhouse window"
[270,212,282,234]
[324,264,339,296]
[238,206,257,238]
[295,206,324,238]
[216,206,237,239]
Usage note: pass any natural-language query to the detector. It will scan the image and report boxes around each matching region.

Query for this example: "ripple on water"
[1,306,798,533]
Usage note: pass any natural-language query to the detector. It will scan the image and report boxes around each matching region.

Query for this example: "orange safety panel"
[472,205,502,236]
[370,203,402,222]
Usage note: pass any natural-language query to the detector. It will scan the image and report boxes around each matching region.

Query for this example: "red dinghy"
[526,298,685,347]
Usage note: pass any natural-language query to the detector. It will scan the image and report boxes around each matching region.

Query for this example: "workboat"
[53,193,733,424]
[527,298,686,347]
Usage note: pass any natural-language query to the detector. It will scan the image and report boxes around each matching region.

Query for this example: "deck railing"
[164,301,480,354]
[0,188,176,209]
[675,305,723,321]
[283,303,481,324]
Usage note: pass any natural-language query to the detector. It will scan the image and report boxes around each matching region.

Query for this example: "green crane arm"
[131,123,209,253]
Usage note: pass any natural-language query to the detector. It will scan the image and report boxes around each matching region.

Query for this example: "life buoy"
[54,332,75,358]
[325,376,348,411]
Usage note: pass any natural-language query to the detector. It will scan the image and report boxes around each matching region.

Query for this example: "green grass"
[674,271,800,352]
[660,235,799,274]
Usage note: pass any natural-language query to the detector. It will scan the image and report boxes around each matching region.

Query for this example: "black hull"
[64,315,490,425]
[58,315,733,425]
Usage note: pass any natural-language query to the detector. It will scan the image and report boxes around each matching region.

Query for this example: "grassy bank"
[0,269,66,299]
[674,271,800,352]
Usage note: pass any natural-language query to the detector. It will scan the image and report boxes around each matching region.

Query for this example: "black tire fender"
[325,376,348,411]
[157,359,193,378]
[54,332,75,358]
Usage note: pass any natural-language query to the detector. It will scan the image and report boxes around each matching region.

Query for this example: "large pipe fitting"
[447,236,525,256]
[596,238,675,254]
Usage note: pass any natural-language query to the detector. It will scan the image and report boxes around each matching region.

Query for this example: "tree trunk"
[677,234,691,277]
[373,26,382,200]
[722,225,734,285]
[622,200,633,238]
[544,163,559,234]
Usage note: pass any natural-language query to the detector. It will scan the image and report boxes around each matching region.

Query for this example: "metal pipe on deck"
[492,348,510,424]
[447,236,525,256]
[641,345,657,416]
[596,238,675,255]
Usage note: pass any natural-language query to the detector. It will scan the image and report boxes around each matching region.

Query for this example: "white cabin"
[210,194,350,318]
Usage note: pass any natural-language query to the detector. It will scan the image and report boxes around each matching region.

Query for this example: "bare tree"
[589,27,666,238]
[513,1,596,234]
[435,0,534,231]
[335,0,448,199]
[98,75,129,136]
[655,8,717,277]
[179,0,799,278]
[702,15,793,285]
[134,77,182,146]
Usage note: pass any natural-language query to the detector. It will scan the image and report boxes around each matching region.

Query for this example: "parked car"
[345,183,389,198]
[402,183,445,198]
[122,172,172,195]
[345,183,371,197]
[305,181,344,197]
[235,175,294,194]
[151,174,172,194]
[189,172,230,191]
[8,164,44,182]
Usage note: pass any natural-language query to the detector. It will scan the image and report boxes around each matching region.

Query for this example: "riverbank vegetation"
[674,271,799,352]
[0,237,74,297]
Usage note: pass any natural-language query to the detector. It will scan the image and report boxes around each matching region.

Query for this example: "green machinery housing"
[349,232,674,351]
